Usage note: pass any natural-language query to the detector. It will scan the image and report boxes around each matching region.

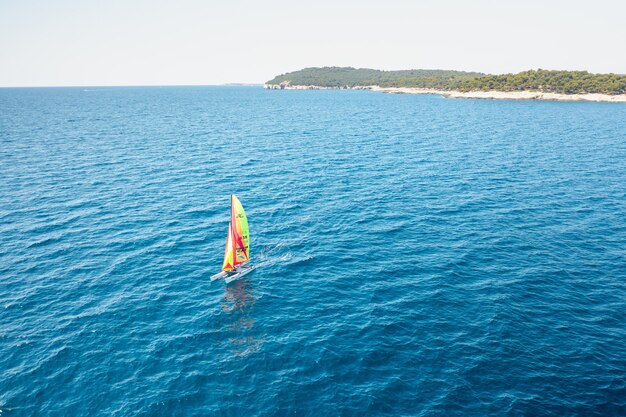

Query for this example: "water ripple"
[0,87,625,416]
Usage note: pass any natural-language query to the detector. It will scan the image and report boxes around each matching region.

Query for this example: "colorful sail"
[231,194,250,267]
[222,224,234,271]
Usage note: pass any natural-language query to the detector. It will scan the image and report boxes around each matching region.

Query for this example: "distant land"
[265,67,626,102]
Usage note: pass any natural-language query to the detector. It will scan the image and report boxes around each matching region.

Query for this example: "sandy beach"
[265,84,626,103]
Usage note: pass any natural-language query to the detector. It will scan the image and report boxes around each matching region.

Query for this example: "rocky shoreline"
[264,84,626,103]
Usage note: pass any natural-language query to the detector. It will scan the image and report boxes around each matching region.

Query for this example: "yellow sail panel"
[231,195,250,266]
[222,224,234,271]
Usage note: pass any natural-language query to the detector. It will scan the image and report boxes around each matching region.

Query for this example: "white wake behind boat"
[210,195,254,283]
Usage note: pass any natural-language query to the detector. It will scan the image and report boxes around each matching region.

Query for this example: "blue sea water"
[1,86,625,416]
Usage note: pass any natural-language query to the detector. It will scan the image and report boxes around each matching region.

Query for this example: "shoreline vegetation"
[265,67,626,102]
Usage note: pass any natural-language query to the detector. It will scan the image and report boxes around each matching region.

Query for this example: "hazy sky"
[1,0,625,86]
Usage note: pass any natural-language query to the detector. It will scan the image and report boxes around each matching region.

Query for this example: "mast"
[221,195,250,272]
[231,194,236,265]
[230,194,249,267]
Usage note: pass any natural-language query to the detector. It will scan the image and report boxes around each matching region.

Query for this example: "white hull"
[210,271,228,281]
[224,265,255,283]
[211,265,255,283]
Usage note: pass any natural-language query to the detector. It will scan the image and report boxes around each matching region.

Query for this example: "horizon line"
[2,66,625,88]
[0,83,265,89]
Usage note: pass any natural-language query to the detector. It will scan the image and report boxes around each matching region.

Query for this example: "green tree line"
[266,67,483,89]
[267,67,626,95]
[458,70,626,94]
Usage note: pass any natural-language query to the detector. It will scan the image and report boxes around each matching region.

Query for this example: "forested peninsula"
[265,67,626,102]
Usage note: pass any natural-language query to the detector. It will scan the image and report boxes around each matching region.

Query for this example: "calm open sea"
[1,86,625,416]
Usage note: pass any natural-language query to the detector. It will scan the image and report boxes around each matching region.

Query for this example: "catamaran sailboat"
[211,195,254,283]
